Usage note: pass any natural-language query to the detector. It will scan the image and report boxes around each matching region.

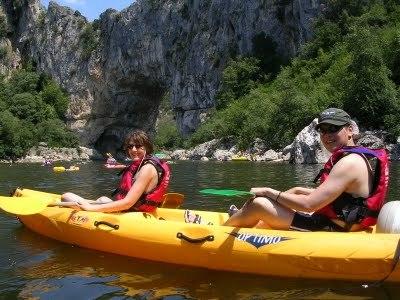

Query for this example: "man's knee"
[61,192,73,201]
[251,197,273,209]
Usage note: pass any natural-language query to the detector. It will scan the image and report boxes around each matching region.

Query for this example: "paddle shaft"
[200,188,254,197]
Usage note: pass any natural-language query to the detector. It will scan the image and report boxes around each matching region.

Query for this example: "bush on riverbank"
[0,68,78,160]
[154,92,184,150]
[189,0,400,150]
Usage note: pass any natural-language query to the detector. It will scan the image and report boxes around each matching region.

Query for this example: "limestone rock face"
[289,118,330,164]
[2,0,322,152]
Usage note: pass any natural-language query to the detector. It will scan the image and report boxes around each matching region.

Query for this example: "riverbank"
[3,120,400,164]
[7,143,104,164]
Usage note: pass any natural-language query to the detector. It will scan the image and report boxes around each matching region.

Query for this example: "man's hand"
[250,187,269,197]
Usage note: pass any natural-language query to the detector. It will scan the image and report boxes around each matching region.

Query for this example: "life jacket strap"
[313,169,324,184]
[111,188,120,197]
[132,197,161,210]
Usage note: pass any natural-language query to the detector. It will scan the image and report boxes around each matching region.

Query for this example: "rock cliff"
[1,0,322,152]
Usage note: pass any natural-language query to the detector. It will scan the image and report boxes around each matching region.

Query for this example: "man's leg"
[223,197,295,230]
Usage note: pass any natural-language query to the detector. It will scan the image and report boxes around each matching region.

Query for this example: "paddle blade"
[200,189,254,197]
[0,196,58,215]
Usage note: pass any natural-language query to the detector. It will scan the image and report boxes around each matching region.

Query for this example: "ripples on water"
[1,161,400,299]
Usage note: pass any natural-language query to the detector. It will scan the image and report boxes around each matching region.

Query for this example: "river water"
[1,161,400,299]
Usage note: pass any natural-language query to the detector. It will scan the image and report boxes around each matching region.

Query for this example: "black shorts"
[290,212,347,232]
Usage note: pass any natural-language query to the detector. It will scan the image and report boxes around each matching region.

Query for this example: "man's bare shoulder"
[334,152,367,170]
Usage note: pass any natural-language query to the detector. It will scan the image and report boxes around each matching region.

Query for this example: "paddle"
[0,195,60,215]
[200,189,254,197]
[0,191,185,216]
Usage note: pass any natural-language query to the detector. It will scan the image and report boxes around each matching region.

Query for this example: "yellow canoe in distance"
[231,156,250,161]
[5,188,400,283]
[53,166,80,172]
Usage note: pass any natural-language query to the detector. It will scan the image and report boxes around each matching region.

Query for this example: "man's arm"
[259,154,362,212]
[285,187,315,195]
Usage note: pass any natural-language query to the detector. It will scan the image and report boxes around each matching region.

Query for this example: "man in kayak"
[223,108,389,231]
[61,130,170,212]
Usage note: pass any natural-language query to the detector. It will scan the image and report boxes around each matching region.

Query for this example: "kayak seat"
[161,193,184,208]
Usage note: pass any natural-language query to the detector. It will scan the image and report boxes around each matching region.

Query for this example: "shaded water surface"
[1,161,400,299]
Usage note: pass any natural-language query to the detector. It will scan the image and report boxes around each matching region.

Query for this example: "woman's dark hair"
[123,130,153,154]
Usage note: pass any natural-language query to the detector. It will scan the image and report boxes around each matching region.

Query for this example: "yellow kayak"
[231,156,250,161]
[53,166,80,172]
[3,188,400,282]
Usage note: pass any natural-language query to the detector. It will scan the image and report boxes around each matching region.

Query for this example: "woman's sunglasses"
[127,144,143,150]
[316,124,347,134]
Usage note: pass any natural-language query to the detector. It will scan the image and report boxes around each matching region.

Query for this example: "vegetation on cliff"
[154,93,183,149]
[180,0,400,150]
[0,66,78,160]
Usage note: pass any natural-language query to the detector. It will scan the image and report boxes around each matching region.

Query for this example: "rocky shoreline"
[2,143,104,164]
[168,119,400,163]
[4,120,400,165]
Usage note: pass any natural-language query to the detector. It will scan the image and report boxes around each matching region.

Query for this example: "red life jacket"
[113,156,170,212]
[314,146,389,228]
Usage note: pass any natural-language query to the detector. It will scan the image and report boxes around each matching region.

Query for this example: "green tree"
[8,92,56,124]
[80,23,99,59]
[8,70,40,95]
[0,110,36,159]
[154,121,183,149]
[343,29,399,128]
[36,119,79,147]
[41,81,69,118]
[215,57,262,109]
[0,68,78,159]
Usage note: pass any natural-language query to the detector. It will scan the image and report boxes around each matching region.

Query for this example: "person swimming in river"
[42,159,53,166]
[104,153,126,169]
[106,153,117,165]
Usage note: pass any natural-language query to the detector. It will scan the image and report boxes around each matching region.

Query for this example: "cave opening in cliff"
[94,78,166,157]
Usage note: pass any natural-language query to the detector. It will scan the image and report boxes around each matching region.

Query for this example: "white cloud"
[63,0,86,5]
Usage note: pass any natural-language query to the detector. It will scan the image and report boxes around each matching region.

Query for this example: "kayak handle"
[94,221,119,230]
[176,232,214,243]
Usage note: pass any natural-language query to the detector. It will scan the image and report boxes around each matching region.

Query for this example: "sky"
[40,0,134,21]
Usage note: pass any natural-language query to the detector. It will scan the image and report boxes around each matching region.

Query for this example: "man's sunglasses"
[316,124,347,134]
[127,144,143,150]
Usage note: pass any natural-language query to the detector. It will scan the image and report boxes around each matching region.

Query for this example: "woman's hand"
[67,203,82,211]
[78,202,96,211]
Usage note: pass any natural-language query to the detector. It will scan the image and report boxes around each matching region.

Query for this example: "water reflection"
[13,227,400,299]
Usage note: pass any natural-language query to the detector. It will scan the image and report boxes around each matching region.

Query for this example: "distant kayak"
[104,164,126,169]
[231,156,250,161]
[154,152,168,159]
[53,166,80,172]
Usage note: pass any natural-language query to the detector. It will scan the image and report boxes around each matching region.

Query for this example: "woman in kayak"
[61,130,170,212]
[221,108,389,232]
